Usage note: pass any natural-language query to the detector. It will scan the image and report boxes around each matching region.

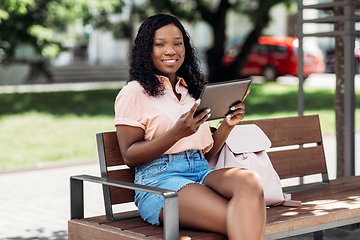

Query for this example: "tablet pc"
[195,78,251,121]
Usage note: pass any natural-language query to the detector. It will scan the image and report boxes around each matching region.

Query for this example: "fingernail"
[230,106,235,111]
[207,108,211,113]
[195,99,201,104]
[207,113,211,118]
[226,115,231,120]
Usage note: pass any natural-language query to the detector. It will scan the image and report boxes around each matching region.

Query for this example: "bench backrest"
[96,114,329,221]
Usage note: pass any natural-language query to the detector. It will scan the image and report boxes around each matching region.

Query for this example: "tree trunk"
[224,23,264,80]
[206,0,231,83]
[334,3,345,178]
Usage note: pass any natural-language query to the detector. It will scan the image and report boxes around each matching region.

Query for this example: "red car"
[223,36,325,81]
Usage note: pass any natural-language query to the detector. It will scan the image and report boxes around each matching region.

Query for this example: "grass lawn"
[0,112,115,170]
[1,82,359,171]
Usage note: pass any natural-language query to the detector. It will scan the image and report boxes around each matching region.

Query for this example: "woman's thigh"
[203,168,263,199]
[160,183,229,235]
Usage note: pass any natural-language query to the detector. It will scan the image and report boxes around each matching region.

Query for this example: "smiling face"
[152,24,185,83]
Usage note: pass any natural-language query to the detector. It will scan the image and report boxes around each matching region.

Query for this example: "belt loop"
[185,150,190,159]
[168,153,173,163]
[198,150,204,159]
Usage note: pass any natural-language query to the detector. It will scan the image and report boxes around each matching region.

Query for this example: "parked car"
[222,36,325,81]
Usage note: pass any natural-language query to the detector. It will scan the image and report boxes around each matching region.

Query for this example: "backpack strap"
[281,193,302,207]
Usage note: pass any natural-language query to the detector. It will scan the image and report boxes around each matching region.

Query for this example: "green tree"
[144,0,293,82]
[0,0,124,82]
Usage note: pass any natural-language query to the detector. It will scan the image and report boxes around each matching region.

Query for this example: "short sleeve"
[114,92,146,130]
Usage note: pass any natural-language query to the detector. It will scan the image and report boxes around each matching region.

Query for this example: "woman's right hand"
[172,99,211,140]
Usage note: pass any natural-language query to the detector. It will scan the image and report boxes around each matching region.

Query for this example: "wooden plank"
[328,175,360,185]
[125,225,164,238]
[68,219,148,240]
[267,190,360,223]
[290,178,360,202]
[104,218,150,230]
[83,213,225,239]
[108,169,136,204]
[80,214,112,224]
[269,176,360,215]
[240,115,323,147]
[265,197,360,235]
[104,221,225,240]
[103,131,126,167]
[269,146,327,179]
[152,229,226,240]
[266,180,360,230]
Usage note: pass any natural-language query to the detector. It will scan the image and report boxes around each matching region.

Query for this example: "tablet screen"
[195,78,251,121]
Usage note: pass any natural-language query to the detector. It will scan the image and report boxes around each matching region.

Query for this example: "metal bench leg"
[70,177,84,219]
[314,231,323,240]
[163,192,179,240]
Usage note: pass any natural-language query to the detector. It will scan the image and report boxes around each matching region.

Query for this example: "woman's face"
[152,24,185,80]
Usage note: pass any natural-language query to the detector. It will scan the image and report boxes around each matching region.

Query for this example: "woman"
[114,13,266,240]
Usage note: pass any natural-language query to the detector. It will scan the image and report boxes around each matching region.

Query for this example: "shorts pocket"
[141,160,169,180]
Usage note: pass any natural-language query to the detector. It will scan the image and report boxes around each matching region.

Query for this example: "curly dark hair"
[129,13,206,99]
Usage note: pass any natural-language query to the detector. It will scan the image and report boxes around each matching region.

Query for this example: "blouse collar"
[155,75,188,88]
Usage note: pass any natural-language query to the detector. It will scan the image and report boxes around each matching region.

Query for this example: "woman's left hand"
[223,89,250,127]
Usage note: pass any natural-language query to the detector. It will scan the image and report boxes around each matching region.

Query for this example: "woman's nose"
[165,47,176,55]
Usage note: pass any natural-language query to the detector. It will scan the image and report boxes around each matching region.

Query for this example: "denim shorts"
[134,149,214,226]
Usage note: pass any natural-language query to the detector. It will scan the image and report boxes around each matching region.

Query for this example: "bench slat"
[266,192,360,236]
[152,229,226,239]
[269,178,360,214]
[108,169,135,204]
[126,225,164,237]
[103,131,125,167]
[103,218,226,239]
[269,146,327,179]
[291,176,360,202]
[68,219,148,240]
[105,217,149,229]
[240,115,323,147]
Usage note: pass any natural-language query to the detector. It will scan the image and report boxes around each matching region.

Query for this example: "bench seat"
[68,175,360,240]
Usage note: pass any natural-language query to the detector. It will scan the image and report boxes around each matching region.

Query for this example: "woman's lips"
[162,59,177,65]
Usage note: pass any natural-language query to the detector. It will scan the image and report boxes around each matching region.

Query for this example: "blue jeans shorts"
[134,149,214,226]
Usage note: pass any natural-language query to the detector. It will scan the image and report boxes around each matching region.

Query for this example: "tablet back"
[197,78,251,121]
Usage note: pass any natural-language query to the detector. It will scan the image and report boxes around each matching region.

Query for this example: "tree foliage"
[144,0,294,82]
[0,0,124,64]
[0,0,294,83]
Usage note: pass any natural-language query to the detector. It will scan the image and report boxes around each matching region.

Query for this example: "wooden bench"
[68,115,360,240]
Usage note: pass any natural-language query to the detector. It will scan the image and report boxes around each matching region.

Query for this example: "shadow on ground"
[4,230,67,240]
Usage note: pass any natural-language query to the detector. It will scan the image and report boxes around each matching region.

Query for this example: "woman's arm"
[204,89,250,160]
[117,100,210,167]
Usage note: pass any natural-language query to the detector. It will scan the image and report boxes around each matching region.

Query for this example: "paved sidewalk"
[0,163,104,239]
[0,133,359,240]
[0,81,126,94]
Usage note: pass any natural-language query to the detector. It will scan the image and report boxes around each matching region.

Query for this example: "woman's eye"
[154,43,163,46]
[175,42,183,45]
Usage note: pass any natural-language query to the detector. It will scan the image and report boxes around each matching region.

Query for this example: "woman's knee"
[235,169,264,197]
[204,168,264,200]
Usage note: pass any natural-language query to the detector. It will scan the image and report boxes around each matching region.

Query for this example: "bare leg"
[160,168,266,240]
[160,182,228,234]
[204,168,266,240]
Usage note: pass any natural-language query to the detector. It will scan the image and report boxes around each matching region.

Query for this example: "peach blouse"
[114,75,214,154]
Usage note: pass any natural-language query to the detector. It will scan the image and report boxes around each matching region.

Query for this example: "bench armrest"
[70,174,179,240]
